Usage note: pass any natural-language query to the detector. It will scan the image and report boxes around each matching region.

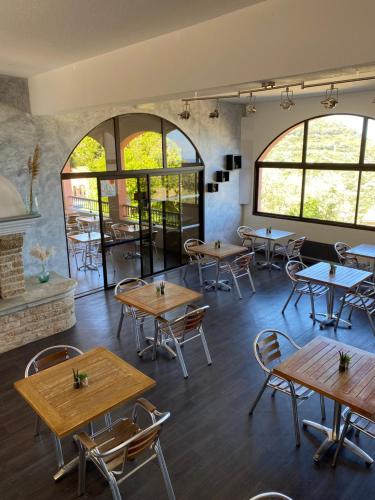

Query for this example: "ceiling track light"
[178,101,191,120]
[321,84,339,110]
[246,92,257,114]
[208,99,220,119]
[280,87,295,110]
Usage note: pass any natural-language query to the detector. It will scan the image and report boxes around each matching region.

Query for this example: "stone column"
[0,233,25,299]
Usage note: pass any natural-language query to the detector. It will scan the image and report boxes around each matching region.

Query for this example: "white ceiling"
[0,0,264,77]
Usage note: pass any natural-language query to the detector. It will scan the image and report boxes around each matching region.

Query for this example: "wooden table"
[189,242,247,291]
[116,281,202,358]
[274,336,375,464]
[243,228,295,270]
[296,261,372,329]
[14,347,155,479]
[346,243,375,279]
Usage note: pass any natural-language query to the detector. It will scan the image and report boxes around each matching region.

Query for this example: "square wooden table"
[273,336,375,464]
[14,347,155,479]
[189,242,247,291]
[296,261,372,329]
[346,244,375,278]
[116,281,202,358]
[243,228,295,270]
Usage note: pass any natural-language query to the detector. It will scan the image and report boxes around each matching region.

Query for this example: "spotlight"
[246,92,256,114]
[321,84,338,110]
[280,87,295,110]
[209,99,220,119]
[179,102,191,120]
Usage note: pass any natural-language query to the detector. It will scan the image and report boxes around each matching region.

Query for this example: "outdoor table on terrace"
[14,347,155,481]
[189,242,247,291]
[296,261,372,329]
[68,231,110,270]
[273,336,375,465]
[115,281,202,359]
[243,228,295,270]
[346,244,375,279]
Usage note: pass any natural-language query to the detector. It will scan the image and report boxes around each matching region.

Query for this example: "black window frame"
[253,113,375,231]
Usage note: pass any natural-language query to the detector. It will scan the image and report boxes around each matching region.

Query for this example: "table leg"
[314,286,352,330]
[52,433,79,481]
[138,317,177,360]
[303,401,373,464]
[204,259,231,292]
[257,239,280,271]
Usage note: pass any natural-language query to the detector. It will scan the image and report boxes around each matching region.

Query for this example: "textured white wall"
[29,0,375,115]
[0,98,243,277]
[241,89,375,246]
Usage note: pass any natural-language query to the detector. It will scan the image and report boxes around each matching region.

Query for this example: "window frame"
[253,113,375,231]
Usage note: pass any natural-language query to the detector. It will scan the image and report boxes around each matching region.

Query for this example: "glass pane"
[257,168,302,216]
[303,170,359,223]
[364,119,375,163]
[306,115,363,163]
[63,119,116,173]
[119,114,163,170]
[357,172,375,226]
[181,172,200,226]
[259,123,304,162]
[165,122,198,167]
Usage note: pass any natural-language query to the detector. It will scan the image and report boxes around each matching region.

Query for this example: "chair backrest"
[249,493,292,500]
[114,277,147,297]
[230,252,254,273]
[183,238,205,255]
[165,305,209,339]
[285,260,307,282]
[253,329,300,374]
[334,241,351,264]
[287,236,306,257]
[25,345,83,377]
[237,226,257,246]
[111,223,123,240]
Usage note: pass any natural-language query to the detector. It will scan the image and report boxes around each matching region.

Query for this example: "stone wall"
[0,234,25,298]
[0,80,244,278]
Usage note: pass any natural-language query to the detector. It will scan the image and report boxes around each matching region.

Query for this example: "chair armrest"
[76,432,97,450]
[135,398,157,414]
[185,304,199,312]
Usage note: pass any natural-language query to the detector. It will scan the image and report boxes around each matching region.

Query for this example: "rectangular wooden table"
[116,281,202,358]
[14,347,155,479]
[346,243,375,279]
[274,336,375,464]
[189,242,247,291]
[296,261,372,329]
[243,228,295,270]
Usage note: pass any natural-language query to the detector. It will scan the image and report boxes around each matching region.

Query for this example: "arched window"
[255,114,375,229]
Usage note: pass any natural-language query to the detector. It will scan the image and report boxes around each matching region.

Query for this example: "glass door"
[180,172,202,263]
[99,177,152,286]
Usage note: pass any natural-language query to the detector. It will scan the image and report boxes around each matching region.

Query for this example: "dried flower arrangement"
[30,244,55,262]
[28,145,41,214]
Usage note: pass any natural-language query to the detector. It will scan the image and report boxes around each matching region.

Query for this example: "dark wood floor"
[2,261,375,500]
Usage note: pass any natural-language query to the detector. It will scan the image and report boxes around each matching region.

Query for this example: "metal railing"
[70,196,109,216]
[122,204,180,228]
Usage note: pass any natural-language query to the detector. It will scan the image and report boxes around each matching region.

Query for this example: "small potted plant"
[30,244,55,283]
[329,263,337,275]
[338,350,351,372]
[160,281,165,295]
[78,371,89,387]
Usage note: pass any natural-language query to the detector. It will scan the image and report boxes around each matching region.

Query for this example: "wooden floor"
[2,261,375,500]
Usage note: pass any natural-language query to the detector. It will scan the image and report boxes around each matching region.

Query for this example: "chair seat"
[342,407,375,437]
[341,293,375,311]
[296,283,329,296]
[268,375,313,399]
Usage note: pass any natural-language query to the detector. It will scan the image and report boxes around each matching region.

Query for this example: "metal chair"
[156,305,212,378]
[271,236,306,265]
[332,407,374,467]
[334,242,370,269]
[249,329,326,447]
[249,493,292,500]
[281,260,329,323]
[237,225,266,259]
[219,252,256,299]
[25,345,84,466]
[334,281,375,335]
[77,398,175,500]
[183,238,216,286]
[115,278,153,352]
[67,231,85,270]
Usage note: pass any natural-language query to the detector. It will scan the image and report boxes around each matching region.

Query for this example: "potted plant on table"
[29,244,55,283]
[338,350,351,372]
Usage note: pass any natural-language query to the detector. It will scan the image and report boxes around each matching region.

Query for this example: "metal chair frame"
[249,329,326,447]
[334,241,370,269]
[156,305,212,378]
[332,406,375,467]
[67,230,86,271]
[249,493,293,500]
[77,398,175,500]
[271,236,306,266]
[115,278,153,352]
[334,281,375,335]
[281,260,329,323]
[183,238,216,286]
[237,226,266,261]
[219,252,256,299]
